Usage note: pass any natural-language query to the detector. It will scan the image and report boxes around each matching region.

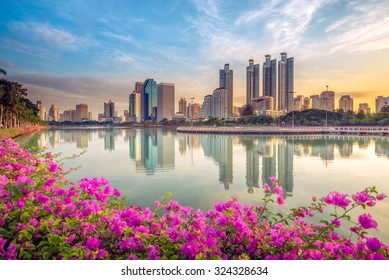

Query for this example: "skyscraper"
[157,83,175,122]
[198,95,213,119]
[76,104,88,121]
[49,105,60,121]
[263,55,277,110]
[36,101,47,121]
[104,100,115,118]
[339,95,354,112]
[141,78,157,121]
[320,91,335,111]
[278,52,294,111]
[135,82,143,93]
[178,97,187,116]
[129,91,141,122]
[212,87,228,119]
[246,59,260,105]
[219,63,233,117]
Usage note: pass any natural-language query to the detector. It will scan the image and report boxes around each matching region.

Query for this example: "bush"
[0,139,388,260]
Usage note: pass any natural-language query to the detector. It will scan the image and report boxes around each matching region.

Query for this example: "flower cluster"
[0,138,388,260]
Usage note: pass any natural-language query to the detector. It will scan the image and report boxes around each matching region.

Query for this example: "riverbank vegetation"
[0,138,388,260]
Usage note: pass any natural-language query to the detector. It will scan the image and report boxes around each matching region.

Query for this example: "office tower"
[212,87,228,119]
[263,55,277,110]
[310,95,321,109]
[320,91,335,111]
[376,96,384,113]
[293,95,304,111]
[339,95,354,112]
[129,91,141,122]
[219,63,233,117]
[76,104,88,121]
[198,95,213,119]
[278,52,294,111]
[104,99,115,118]
[135,82,143,93]
[157,83,175,122]
[303,97,310,110]
[36,101,47,121]
[178,97,187,116]
[246,59,260,105]
[358,103,371,114]
[49,105,60,121]
[141,78,157,121]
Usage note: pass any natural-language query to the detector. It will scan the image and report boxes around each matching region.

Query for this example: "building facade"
[129,91,141,122]
[339,95,354,112]
[246,59,260,105]
[320,91,335,111]
[157,83,175,122]
[263,55,277,110]
[141,78,157,121]
[76,104,88,121]
[178,97,187,116]
[49,105,60,122]
[104,100,115,118]
[219,63,233,117]
[278,52,294,111]
[212,87,228,119]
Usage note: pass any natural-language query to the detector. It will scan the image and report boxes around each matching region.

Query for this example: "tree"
[0,67,6,76]
[381,106,389,113]
[240,104,254,116]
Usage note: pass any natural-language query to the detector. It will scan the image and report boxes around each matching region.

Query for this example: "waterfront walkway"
[176,126,389,136]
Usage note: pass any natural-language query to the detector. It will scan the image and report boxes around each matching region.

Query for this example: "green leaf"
[43,251,50,260]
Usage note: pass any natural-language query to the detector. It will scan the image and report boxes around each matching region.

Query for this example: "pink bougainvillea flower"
[376,193,387,201]
[358,213,378,229]
[16,198,26,209]
[366,238,381,251]
[323,191,350,208]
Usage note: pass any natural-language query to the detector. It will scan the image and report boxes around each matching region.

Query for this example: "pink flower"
[312,196,317,202]
[263,183,271,192]
[269,177,277,185]
[273,185,284,195]
[376,193,387,201]
[67,234,76,244]
[351,192,370,204]
[86,235,101,249]
[113,189,121,197]
[323,191,350,208]
[37,195,50,204]
[276,195,285,205]
[366,238,381,251]
[16,198,26,209]
[331,219,341,227]
[358,213,378,229]
[49,163,58,172]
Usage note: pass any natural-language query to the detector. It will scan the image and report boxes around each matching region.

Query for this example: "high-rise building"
[358,103,371,114]
[219,63,233,117]
[198,95,213,119]
[36,101,47,121]
[129,91,141,122]
[303,97,310,110]
[104,100,115,118]
[263,55,277,110]
[320,91,335,111]
[246,59,260,105]
[293,95,304,111]
[376,96,384,113]
[339,95,354,112]
[278,52,294,111]
[178,97,187,116]
[135,82,143,93]
[188,103,201,119]
[49,105,60,121]
[76,104,88,121]
[141,78,157,121]
[212,87,228,119]
[157,83,175,122]
[310,95,321,109]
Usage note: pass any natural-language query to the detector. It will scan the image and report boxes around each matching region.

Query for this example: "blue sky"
[1,0,389,116]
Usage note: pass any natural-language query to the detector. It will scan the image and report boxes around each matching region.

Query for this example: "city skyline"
[1,0,389,117]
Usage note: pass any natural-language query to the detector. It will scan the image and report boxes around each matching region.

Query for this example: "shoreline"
[0,126,48,141]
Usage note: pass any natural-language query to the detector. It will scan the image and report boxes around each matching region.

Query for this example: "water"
[20,128,389,243]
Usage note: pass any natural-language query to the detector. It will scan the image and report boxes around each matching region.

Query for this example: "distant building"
[49,105,60,122]
[303,97,310,110]
[157,83,175,122]
[339,95,353,112]
[278,52,294,111]
[104,100,115,118]
[36,101,47,121]
[263,55,277,110]
[212,87,228,119]
[129,91,141,122]
[188,103,201,119]
[358,103,371,114]
[178,97,187,117]
[246,59,260,105]
[76,104,88,121]
[376,96,389,112]
[198,95,213,119]
[320,91,335,111]
[135,82,143,93]
[141,78,157,121]
[219,63,233,117]
[293,95,304,111]
[310,95,321,109]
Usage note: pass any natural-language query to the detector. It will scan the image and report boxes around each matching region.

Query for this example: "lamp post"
[190,97,195,127]
[289,91,296,128]
[325,85,329,127]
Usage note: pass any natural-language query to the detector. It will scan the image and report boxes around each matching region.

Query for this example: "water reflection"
[35,130,389,199]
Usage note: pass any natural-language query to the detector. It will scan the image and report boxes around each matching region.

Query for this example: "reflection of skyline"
[127,129,175,175]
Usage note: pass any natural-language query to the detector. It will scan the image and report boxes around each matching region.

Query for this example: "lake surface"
[20,128,389,243]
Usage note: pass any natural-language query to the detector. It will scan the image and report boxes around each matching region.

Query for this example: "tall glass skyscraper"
[263,55,277,110]
[246,59,260,105]
[141,78,157,121]
[219,63,233,117]
[278,52,294,111]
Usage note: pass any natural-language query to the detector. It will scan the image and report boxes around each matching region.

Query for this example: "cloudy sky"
[1,0,389,117]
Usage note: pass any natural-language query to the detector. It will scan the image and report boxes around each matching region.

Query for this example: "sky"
[1,0,389,117]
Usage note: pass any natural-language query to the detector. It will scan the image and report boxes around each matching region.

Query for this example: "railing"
[176,126,389,135]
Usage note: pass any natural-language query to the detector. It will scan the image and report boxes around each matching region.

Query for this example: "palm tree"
[0,67,6,76]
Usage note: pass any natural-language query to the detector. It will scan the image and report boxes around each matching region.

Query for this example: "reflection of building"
[240,137,259,192]
[278,139,294,196]
[375,138,389,158]
[104,133,115,152]
[76,131,89,149]
[200,135,233,190]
